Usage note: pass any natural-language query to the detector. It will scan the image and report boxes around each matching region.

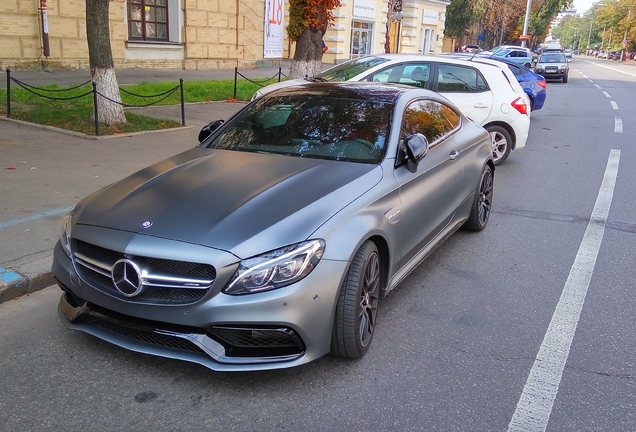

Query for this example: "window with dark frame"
[128,0,168,41]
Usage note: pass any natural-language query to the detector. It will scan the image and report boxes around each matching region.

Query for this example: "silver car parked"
[53,83,494,371]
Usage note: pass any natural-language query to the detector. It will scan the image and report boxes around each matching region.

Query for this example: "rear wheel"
[486,125,512,166]
[331,241,380,359]
[463,164,494,231]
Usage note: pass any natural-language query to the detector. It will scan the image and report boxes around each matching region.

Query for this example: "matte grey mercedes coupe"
[53,82,494,371]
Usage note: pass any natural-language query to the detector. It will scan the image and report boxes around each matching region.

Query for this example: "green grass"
[0,77,281,135]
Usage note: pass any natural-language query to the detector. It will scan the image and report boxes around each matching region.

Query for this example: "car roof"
[354,53,511,73]
[265,81,439,103]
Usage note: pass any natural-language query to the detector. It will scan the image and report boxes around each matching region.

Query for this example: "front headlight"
[223,240,325,295]
[60,210,73,258]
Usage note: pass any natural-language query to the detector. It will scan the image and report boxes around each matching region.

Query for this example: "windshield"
[314,56,390,82]
[539,54,566,63]
[206,94,393,163]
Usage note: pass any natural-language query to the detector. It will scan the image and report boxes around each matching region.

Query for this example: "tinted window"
[400,99,460,144]
[506,63,523,76]
[437,64,488,92]
[207,95,392,163]
[367,63,431,88]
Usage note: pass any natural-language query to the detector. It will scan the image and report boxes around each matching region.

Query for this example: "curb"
[0,257,55,304]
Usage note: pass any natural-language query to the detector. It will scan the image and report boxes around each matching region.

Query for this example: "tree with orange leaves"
[287,0,341,79]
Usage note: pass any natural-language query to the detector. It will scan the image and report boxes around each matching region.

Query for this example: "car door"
[393,98,464,269]
[434,63,493,127]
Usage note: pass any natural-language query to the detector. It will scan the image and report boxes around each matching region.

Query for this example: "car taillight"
[512,97,528,115]
[537,80,547,89]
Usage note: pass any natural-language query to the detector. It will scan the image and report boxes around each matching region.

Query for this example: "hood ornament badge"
[141,220,153,229]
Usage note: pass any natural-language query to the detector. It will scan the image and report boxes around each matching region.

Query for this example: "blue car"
[439,53,547,111]
[483,56,547,111]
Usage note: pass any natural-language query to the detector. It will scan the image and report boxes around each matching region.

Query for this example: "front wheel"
[562,73,568,83]
[486,125,512,166]
[463,164,494,231]
[331,241,381,359]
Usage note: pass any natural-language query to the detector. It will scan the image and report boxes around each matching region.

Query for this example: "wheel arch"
[483,121,517,149]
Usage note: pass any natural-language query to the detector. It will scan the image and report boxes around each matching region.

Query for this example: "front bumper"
[53,240,349,372]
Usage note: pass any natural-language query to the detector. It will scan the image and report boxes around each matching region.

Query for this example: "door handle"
[449,150,459,160]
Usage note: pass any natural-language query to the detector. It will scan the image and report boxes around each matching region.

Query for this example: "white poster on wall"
[353,0,375,19]
[264,0,284,58]
[422,9,438,25]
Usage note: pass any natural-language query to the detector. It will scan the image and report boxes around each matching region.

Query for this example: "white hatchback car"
[252,54,530,165]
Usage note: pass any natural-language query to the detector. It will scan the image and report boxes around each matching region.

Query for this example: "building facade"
[306,0,450,64]
[1,0,449,70]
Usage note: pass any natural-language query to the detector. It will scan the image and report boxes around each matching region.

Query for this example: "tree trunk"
[86,0,126,126]
[289,28,324,79]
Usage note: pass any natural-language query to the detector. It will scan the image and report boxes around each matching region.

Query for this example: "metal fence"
[233,67,287,99]
[5,68,185,136]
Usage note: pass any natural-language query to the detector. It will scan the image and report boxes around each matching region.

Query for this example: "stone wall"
[0,0,268,70]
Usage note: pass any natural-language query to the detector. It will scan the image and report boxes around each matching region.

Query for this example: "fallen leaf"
[6,167,16,170]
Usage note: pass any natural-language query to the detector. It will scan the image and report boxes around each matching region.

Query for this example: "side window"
[437,64,488,92]
[400,99,460,145]
[507,63,523,76]
[368,63,431,88]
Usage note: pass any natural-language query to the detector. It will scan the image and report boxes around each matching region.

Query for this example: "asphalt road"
[1,57,635,432]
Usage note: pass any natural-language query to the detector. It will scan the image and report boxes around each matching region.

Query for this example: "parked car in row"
[481,45,538,68]
[440,52,547,112]
[534,52,570,83]
[252,54,530,165]
[53,82,495,371]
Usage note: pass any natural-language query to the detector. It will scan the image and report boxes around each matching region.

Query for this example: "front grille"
[207,326,305,358]
[73,240,216,304]
[78,314,206,354]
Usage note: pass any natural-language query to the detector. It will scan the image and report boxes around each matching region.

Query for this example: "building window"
[351,21,373,58]
[128,0,169,41]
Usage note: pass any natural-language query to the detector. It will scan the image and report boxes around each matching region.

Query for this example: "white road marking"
[594,84,601,89]
[507,150,621,432]
[615,117,623,133]
[585,60,636,77]
[602,91,611,98]
[611,101,619,110]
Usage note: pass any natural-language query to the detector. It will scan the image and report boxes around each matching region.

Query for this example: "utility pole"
[621,8,631,61]
[521,0,532,47]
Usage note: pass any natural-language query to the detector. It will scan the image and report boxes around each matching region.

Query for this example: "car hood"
[72,148,382,257]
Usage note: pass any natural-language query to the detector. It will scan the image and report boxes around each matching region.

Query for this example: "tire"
[562,73,568,83]
[463,164,494,231]
[331,241,381,359]
[524,62,532,68]
[486,125,512,166]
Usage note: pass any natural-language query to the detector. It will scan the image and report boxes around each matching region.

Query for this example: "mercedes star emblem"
[111,259,143,297]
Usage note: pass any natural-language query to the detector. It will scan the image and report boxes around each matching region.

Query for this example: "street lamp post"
[621,8,631,61]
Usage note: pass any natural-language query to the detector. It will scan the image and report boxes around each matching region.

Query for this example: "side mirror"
[404,133,429,173]
[198,120,225,143]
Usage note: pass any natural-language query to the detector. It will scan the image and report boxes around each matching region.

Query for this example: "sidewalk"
[0,63,300,303]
